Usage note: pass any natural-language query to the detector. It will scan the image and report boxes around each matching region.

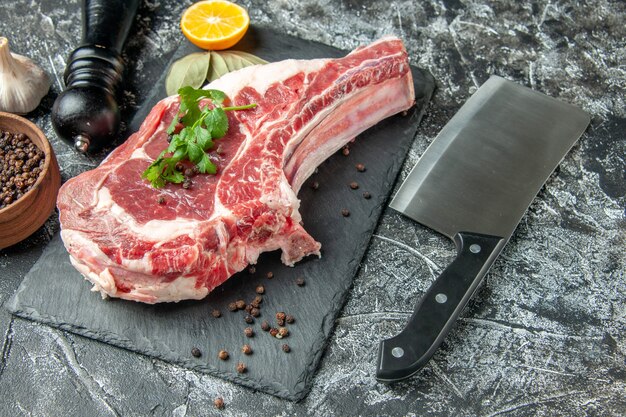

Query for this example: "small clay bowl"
[0,112,61,249]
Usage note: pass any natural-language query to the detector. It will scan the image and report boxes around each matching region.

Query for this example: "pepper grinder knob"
[52,0,140,153]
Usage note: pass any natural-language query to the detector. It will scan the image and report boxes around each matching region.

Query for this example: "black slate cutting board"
[5,26,434,401]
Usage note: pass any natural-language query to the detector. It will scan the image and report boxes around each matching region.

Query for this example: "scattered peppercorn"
[296,277,305,287]
[277,318,285,327]
[349,181,359,190]
[214,397,225,410]
[363,191,371,199]
[253,295,263,305]
[212,309,222,318]
[236,362,247,373]
[356,163,366,172]
[250,308,260,317]
[242,344,253,355]
[276,312,286,321]
[157,196,166,204]
[282,344,291,353]
[244,327,254,337]
[248,266,256,274]
[182,179,192,189]
[0,130,46,209]
[311,181,319,190]
[255,285,265,294]
[266,271,274,279]
[342,146,350,156]
[245,304,253,313]
[261,321,270,331]
[269,328,279,337]
[175,162,185,171]
[244,314,254,324]
[228,302,238,312]
[191,347,202,358]
[218,350,229,360]
[278,327,289,338]
[235,299,246,310]
[285,314,295,324]
[341,208,350,217]
[184,168,194,177]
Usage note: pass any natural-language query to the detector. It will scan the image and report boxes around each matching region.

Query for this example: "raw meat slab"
[5,26,434,401]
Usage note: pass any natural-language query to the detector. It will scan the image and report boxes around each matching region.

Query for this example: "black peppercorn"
[356,163,366,172]
[266,271,274,279]
[242,344,253,355]
[349,181,359,190]
[244,314,254,324]
[218,350,229,360]
[363,191,371,199]
[214,397,225,410]
[255,285,265,294]
[212,309,222,318]
[250,308,260,317]
[191,347,202,358]
[285,315,295,324]
[282,344,291,353]
[261,321,270,331]
[296,277,305,287]
[311,181,319,190]
[244,327,254,337]
[236,362,247,373]
[341,208,350,217]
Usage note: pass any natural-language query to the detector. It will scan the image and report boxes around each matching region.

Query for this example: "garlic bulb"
[0,37,51,114]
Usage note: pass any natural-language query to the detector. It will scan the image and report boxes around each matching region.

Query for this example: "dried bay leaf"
[166,50,268,93]
[206,51,268,82]
[165,52,210,96]
[208,51,230,82]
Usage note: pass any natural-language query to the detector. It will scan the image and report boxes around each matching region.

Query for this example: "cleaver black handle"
[376,231,505,382]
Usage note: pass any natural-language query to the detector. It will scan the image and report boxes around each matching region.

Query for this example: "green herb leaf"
[141,87,256,188]
[194,125,213,150]
[165,52,211,96]
[205,107,228,139]
[197,153,217,174]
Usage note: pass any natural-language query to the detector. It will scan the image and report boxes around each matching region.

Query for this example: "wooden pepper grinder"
[52,0,140,153]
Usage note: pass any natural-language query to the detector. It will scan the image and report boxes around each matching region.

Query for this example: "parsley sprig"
[142,86,256,188]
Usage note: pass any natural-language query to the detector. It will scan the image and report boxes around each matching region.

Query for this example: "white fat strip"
[94,187,201,241]
[205,59,328,98]
[125,275,210,303]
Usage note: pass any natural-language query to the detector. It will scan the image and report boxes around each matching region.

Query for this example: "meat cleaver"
[376,75,590,382]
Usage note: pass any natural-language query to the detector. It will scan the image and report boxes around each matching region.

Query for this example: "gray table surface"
[1,1,624,416]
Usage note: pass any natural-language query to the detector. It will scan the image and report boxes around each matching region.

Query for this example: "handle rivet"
[469,244,481,254]
[435,293,448,303]
[391,347,404,358]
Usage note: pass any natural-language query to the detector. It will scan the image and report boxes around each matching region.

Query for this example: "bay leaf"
[208,51,230,82]
[206,51,269,83]
[165,52,210,96]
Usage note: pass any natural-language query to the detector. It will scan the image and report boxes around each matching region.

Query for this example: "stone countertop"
[1,0,624,415]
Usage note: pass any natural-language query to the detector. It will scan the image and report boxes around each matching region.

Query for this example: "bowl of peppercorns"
[0,111,61,249]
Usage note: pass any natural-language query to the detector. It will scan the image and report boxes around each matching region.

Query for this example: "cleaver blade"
[376,75,590,382]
